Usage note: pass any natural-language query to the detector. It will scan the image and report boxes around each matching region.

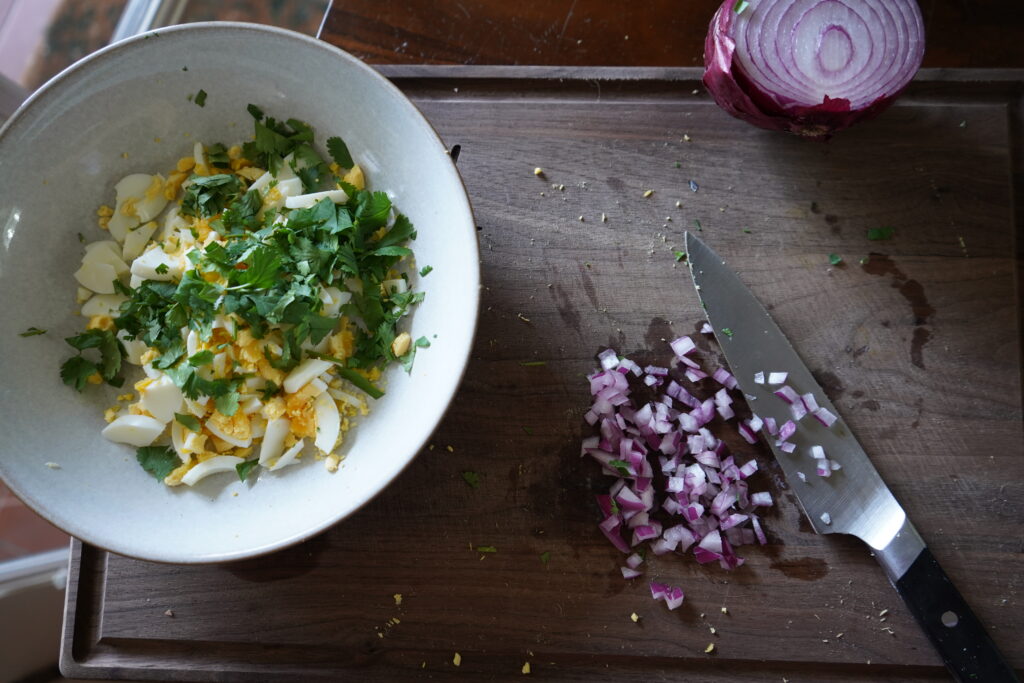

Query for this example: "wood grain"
[62,68,1023,681]
[318,0,1024,69]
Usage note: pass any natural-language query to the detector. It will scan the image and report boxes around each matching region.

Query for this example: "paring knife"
[684,232,1019,683]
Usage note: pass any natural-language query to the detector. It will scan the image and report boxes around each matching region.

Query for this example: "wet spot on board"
[548,282,581,334]
[810,201,822,214]
[812,370,845,402]
[606,176,627,193]
[851,390,864,399]
[770,557,830,581]
[860,399,880,412]
[861,253,934,369]
[644,317,675,352]
[578,262,599,310]
[910,396,925,429]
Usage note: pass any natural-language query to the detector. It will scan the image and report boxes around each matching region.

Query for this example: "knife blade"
[685,232,1019,683]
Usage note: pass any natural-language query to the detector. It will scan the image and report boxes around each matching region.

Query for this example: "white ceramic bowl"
[0,23,478,562]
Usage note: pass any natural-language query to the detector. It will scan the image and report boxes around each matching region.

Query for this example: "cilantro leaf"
[419,265,433,277]
[234,245,281,290]
[136,446,179,481]
[476,546,498,554]
[461,471,480,489]
[733,0,750,13]
[540,551,551,565]
[60,356,99,391]
[867,226,895,241]
[63,329,122,383]
[215,390,240,417]
[236,459,259,482]
[608,459,632,476]
[326,136,354,168]
[187,349,214,366]
[180,174,243,218]
[828,253,843,266]
[258,380,280,401]
[193,89,207,107]
[175,413,201,433]
[155,263,169,275]
[19,327,46,337]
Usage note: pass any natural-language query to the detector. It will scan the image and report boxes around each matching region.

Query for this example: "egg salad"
[60,105,428,487]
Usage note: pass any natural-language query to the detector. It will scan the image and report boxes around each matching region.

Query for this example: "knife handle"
[893,547,1020,682]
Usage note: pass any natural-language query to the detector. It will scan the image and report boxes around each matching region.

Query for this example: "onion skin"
[702,0,925,140]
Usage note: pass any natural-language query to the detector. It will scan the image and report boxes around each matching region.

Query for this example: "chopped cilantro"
[236,459,259,482]
[180,173,243,218]
[674,250,687,262]
[136,446,178,481]
[60,329,123,390]
[867,226,895,241]
[828,253,843,266]
[476,545,498,553]
[60,356,100,391]
[721,328,734,338]
[187,349,214,366]
[733,0,750,13]
[520,360,546,366]
[461,471,480,489]
[193,89,207,107]
[215,390,240,417]
[673,161,681,168]
[77,232,85,243]
[155,263,169,275]
[540,551,551,565]
[693,218,703,231]
[19,327,46,337]
[326,136,354,168]
[258,381,280,401]
[522,426,533,435]
[175,413,201,433]
[609,459,631,476]
[419,265,433,277]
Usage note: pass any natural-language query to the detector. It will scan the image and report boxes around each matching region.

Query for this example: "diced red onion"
[700,322,714,334]
[753,371,765,384]
[599,515,631,553]
[774,385,800,404]
[801,392,820,413]
[650,581,669,600]
[763,416,777,435]
[664,586,685,610]
[716,403,735,420]
[820,512,832,525]
[751,516,767,545]
[737,421,757,444]
[702,0,925,139]
[670,336,696,357]
[777,440,796,454]
[685,368,708,382]
[711,368,737,390]
[790,400,808,422]
[809,445,826,460]
[812,407,838,427]
[816,460,832,477]
[767,372,788,385]
[750,491,772,506]
[621,566,642,579]
[778,420,797,441]
[796,471,807,483]
[598,348,620,370]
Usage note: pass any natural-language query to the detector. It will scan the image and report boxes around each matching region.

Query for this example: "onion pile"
[703,0,926,139]
[583,335,774,610]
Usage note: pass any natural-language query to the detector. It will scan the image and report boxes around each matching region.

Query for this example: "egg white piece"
[106,209,141,243]
[82,243,129,277]
[140,375,183,423]
[319,286,351,317]
[258,417,291,465]
[261,178,303,213]
[181,456,245,486]
[283,359,334,394]
[121,221,158,262]
[170,421,187,462]
[102,414,165,447]
[116,330,148,365]
[130,246,181,281]
[270,439,305,471]
[284,189,348,210]
[312,392,340,454]
[74,260,118,294]
[160,205,188,240]
[84,240,123,260]
[205,416,252,449]
[80,293,127,318]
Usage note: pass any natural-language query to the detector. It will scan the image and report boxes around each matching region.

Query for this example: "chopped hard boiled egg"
[59,105,425,488]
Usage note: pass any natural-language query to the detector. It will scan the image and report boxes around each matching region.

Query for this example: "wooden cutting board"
[61,67,1024,682]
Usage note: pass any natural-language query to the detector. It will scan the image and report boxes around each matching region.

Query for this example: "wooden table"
[62,2,1024,681]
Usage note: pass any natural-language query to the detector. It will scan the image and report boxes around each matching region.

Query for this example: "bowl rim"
[0,21,480,564]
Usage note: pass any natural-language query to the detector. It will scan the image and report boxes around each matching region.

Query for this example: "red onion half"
[703,0,925,139]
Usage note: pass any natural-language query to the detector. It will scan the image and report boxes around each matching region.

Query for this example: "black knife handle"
[893,548,1020,682]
